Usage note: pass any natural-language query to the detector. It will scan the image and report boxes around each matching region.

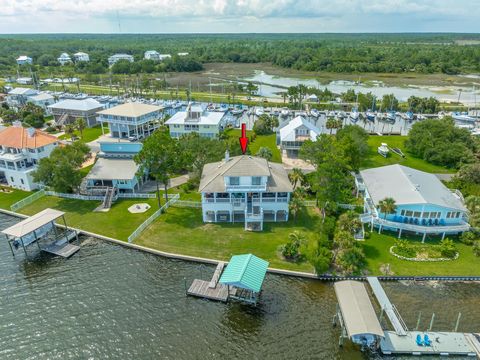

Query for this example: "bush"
[439,238,457,258]
[45,126,57,133]
[394,239,416,258]
[460,231,477,246]
[473,241,480,257]
[281,232,305,260]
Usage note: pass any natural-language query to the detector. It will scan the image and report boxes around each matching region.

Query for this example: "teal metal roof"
[219,254,269,293]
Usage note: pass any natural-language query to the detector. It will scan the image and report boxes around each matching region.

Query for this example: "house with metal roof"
[7,87,39,108]
[199,153,293,231]
[219,254,269,304]
[0,123,59,191]
[73,52,89,62]
[57,52,72,65]
[26,93,55,113]
[16,55,32,65]
[97,102,163,140]
[165,103,226,139]
[356,164,470,240]
[48,98,104,127]
[108,54,134,66]
[278,116,321,156]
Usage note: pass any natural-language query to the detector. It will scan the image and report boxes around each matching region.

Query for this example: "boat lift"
[2,208,80,258]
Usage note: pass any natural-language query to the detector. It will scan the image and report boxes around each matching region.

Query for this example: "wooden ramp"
[187,279,229,302]
[42,242,80,258]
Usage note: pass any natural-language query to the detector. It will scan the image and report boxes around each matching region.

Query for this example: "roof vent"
[27,127,36,138]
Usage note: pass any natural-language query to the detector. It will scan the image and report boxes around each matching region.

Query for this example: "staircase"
[102,187,115,210]
[56,112,69,127]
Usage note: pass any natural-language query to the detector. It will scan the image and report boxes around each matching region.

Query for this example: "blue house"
[356,165,470,241]
[83,139,146,193]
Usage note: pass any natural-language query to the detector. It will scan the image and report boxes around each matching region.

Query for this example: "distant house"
[0,123,59,191]
[108,54,134,66]
[144,50,160,61]
[199,154,293,231]
[7,88,39,108]
[83,138,145,194]
[356,164,470,240]
[16,55,32,65]
[278,116,321,156]
[48,99,104,127]
[165,103,226,139]
[73,52,90,62]
[26,93,56,113]
[57,52,72,65]
[16,77,33,85]
[177,52,189,56]
[96,102,163,139]
[158,54,172,61]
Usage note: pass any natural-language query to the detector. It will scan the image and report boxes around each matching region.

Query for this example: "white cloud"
[0,0,478,32]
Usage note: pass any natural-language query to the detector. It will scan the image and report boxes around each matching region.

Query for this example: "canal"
[0,213,478,359]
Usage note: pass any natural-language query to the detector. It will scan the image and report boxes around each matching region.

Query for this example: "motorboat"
[255,107,264,117]
[280,108,291,117]
[350,107,359,122]
[452,112,476,123]
[365,110,376,122]
[386,111,396,122]
[310,108,320,118]
[377,143,389,158]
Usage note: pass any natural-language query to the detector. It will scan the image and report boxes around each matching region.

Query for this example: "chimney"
[224,150,230,162]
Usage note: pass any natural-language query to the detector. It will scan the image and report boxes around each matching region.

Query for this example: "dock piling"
[453,312,462,332]
[428,313,435,332]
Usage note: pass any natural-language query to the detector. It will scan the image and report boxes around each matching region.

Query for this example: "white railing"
[117,193,156,199]
[45,191,104,201]
[128,193,180,243]
[373,217,470,233]
[173,200,202,208]
[225,184,267,192]
[10,189,46,211]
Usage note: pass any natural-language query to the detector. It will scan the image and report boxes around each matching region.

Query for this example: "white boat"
[377,143,389,158]
[350,108,359,122]
[310,109,320,118]
[296,111,308,117]
[365,111,376,122]
[280,108,290,117]
[327,111,337,118]
[255,107,264,117]
[386,111,396,122]
[452,112,476,123]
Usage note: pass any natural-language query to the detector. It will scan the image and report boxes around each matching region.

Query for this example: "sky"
[0,0,479,33]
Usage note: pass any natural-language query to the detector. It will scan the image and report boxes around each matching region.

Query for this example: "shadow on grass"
[55,198,98,215]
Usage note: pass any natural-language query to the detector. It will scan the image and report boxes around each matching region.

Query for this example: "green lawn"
[136,206,320,272]
[59,125,109,143]
[224,128,282,163]
[361,136,453,174]
[362,230,480,276]
[0,188,32,210]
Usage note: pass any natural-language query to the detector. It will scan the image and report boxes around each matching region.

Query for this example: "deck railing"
[373,217,470,233]
[128,193,180,243]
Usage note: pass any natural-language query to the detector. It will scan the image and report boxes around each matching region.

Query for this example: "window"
[413,212,421,218]
[10,177,14,182]
[20,179,24,184]
[229,177,239,186]
[422,212,429,218]
[400,210,405,216]
[252,176,261,186]
[405,210,413,217]
[455,212,461,218]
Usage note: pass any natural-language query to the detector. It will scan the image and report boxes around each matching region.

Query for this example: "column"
[274,211,277,222]
[422,232,427,243]
[398,228,402,238]
[441,232,446,240]
[214,211,217,222]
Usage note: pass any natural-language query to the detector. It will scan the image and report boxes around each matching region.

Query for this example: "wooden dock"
[42,233,80,258]
[187,262,229,302]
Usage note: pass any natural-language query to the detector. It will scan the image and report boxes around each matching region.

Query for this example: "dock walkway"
[42,242,80,258]
[187,262,229,302]
[367,277,408,336]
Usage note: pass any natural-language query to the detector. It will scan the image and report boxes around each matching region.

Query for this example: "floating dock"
[187,262,229,302]
[42,239,80,258]
[381,331,477,357]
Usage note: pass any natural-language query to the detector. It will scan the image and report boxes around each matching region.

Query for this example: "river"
[242,70,480,104]
[0,213,478,359]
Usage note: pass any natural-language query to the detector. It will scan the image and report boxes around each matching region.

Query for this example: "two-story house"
[199,153,293,231]
[108,54,134,66]
[165,103,226,139]
[7,88,39,108]
[48,98,104,127]
[0,123,59,191]
[278,116,321,157]
[356,164,470,241]
[96,102,164,139]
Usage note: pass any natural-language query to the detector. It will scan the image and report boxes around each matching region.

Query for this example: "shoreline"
[1,208,479,282]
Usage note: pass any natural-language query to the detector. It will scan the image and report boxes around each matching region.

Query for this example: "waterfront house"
[108,54,134,66]
[26,93,56,114]
[199,153,293,231]
[73,52,90,62]
[165,103,226,139]
[97,102,163,139]
[144,50,161,61]
[48,98,104,127]
[7,88,39,108]
[356,164,470,240]
[83,138,145,194]
[57,52,72,65]
[278,116,321,156]
[0,123,59,191]
[16,55,32,65]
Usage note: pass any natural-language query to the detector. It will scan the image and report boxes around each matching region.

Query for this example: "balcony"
[225,183,267,192]
[372,217,470,234]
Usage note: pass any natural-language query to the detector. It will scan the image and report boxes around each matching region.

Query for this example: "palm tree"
[64,124,76,141]
[378,197,397,220]
[465,195,480,228]
[289,195,303,223]
[326,117,336,134]
[75,117,87,139]
[288,168,304,190]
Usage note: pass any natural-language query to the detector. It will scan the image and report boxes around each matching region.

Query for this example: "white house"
[48,98,104,127]
[199,154,293,231]
[97,102,163,139]
[278,116,321,156]
[57,52,72,65]
[16,77,33,85]
[159,54,172,61]
[165,103,226,139]
[108,54,134,66]
[0,123,59,191]
[356,164,470,241]
[7,88,39,108]
[177,52,189,56]
[73,52,90,62]
[16,56,32,65]
[144,50,160,61]
[26,93,56,113]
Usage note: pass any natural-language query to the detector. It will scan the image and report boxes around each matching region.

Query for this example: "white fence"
[10,190,46,211]
[45,191,104,201]
[128,193,180,243]
[117,193,156,199]
[173,200,202,208]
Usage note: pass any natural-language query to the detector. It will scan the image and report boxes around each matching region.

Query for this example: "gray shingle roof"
[360,164,466,211]
[86,158,139,181]
[48,98,103,112]
[199,155,293,193]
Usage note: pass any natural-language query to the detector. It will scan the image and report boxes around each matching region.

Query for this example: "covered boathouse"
[2,208,80,258]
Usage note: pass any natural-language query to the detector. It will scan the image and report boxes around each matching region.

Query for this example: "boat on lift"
[310,108,320,118]
[452,112,476,123]
[280,108,291,117]
[386,111,396,122]
[255,107,265,117]
[404,111,414,122]
[365,110,376,122]
[350,107,360,122]
[377,143,389,158]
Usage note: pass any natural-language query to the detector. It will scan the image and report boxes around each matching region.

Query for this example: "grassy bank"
[361,135,453,174]
[0,188,32,210]
[57,125,109,143]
